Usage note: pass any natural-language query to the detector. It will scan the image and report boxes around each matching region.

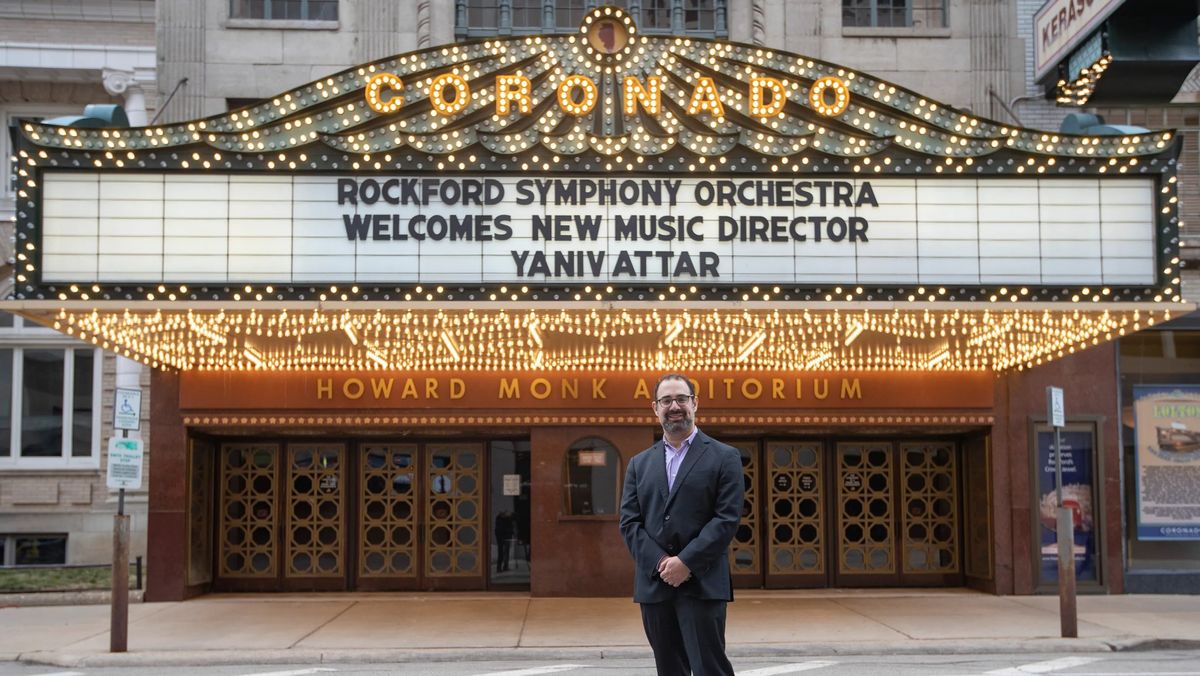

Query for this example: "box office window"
[562,437,620,516]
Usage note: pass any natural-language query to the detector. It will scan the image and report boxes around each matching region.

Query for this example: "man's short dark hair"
[654,373,695,399]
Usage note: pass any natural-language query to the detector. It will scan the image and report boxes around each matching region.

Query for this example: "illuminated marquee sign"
[1034,0,1126,82]
[11,4,1181,305]
[40,173,1154,286]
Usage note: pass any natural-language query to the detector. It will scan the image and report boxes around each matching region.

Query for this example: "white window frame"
[0,315,103,470]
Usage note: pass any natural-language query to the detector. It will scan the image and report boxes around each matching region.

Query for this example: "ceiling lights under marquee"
[3,6,1191,376]
[7,302,1177,374]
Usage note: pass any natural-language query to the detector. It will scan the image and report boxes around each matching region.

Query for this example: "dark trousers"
[640,596,734,676]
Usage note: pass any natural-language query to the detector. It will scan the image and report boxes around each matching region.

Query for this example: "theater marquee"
[4,5,1188,373]
[40,173,1154,286]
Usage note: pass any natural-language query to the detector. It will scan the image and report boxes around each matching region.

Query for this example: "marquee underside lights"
[7,303,1177,374]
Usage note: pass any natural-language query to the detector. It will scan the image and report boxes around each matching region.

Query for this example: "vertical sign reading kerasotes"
[38,173,1156,287]
[1132,386,1200,540]
[1035,425,1099,585]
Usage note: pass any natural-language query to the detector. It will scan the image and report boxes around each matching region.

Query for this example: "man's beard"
[660,411,693,436]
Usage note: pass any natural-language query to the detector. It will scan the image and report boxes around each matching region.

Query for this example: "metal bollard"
[136,556,143,591]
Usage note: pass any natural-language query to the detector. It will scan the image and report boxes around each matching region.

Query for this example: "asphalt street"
[2,651,1200,676]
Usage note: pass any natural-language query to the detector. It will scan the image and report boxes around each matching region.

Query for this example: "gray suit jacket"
[619,430,744,603]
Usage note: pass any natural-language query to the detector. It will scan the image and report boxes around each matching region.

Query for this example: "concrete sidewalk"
[2,589,1199,668]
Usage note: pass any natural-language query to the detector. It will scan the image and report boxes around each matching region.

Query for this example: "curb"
[16,637,1200,668]
[0,590,144,608]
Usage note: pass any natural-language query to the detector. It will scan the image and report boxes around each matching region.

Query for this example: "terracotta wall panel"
[530,425,655,597]
[996,343,1121,594]
[146,369,190,601]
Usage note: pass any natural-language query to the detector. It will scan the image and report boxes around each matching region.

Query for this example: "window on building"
[1,535,67,566]
[226,99,263,112]
[230,0,338,21]
[512,0,543,30]
[842,0,947,28]
[457,0,726,38]
[562,437,620,516]
[0,314,101,467]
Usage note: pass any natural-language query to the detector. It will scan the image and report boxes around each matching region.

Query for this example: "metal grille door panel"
[767,441,825,579]
[359,443,419,579]
[901,442,959,575]
[285,443,345,578]
[218,443,279,579]
[425,443,484,580]
[837,442,895,578]
[730,441,760,579]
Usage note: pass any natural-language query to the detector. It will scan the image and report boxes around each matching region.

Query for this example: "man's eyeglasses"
[654,394,695,407]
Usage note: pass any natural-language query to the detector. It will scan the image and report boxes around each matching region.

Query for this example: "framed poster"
[1132,386,1200,540]
[1031,422,1101,588]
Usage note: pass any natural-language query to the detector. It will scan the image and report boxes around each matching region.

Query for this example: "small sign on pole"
[106,438,145,491]
[113,387,141,431]
[1046,385,1077,639]
[1048,386,1065,428]
[105,434,142,653]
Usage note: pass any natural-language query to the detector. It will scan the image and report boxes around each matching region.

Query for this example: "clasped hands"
[657,555,692,587]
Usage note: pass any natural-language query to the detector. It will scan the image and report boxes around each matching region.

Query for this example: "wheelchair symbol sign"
[114,388,141,430]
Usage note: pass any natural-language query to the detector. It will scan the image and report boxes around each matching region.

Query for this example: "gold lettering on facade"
[841,378,862,399]
[317,378,333,400]
[425,378,439,399]
[634,378,651,400]
[592,378,607,399]
[795,378,803,399]
[343,378,365,400]
[499,378,520,399]
[370,378,395,399]
[772,378,785,399]
[813,378,829,400]
[530,378,552,400]
[561,378,578,399]
[741,378,763,400]
[450,378,465,400]
[723,378,735,398]
[400,378,418,399]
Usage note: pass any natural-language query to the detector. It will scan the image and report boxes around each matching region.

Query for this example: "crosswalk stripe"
[737,661,839,676]
[986,656,1103,675]
[471,665,590,676]
[236,669,337,676]
[30,672,86,676]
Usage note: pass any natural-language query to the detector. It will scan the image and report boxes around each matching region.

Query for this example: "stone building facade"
[0,0,154,565]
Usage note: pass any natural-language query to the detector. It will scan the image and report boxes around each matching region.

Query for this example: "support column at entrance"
[145,368,192,601]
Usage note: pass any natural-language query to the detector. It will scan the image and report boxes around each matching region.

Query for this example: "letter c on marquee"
[365,73,405,114]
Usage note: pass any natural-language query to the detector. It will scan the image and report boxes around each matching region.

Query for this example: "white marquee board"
[38,172,1156,287]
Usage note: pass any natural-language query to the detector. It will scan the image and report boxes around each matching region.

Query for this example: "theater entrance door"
[729,439,964,588]
[213,440,487,591]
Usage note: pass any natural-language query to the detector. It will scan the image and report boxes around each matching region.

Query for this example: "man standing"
[619,373,744,676]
